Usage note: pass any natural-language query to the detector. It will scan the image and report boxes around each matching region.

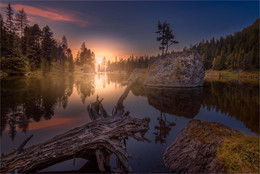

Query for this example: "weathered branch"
[113,79,137,117]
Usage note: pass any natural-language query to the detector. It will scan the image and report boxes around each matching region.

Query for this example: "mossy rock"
[164,120,259,173]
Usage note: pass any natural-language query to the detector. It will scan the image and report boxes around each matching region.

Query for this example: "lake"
[1,73,259,173]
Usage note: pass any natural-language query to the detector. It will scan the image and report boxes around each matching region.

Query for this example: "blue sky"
[0,1,259,61]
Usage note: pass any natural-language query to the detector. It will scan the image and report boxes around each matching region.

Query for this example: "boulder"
[144,51,205,87]
[163,120,259,173]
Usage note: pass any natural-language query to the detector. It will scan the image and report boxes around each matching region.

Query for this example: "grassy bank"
[217,133,259,173]
[205,70,259,78]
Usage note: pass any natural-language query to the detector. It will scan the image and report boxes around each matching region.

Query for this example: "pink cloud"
[0,3,89,27]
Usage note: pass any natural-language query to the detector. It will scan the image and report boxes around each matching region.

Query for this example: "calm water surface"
[1,73,259,172]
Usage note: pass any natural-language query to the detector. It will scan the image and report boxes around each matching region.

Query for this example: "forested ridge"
[0,3,95,75]
[190,18,259,71]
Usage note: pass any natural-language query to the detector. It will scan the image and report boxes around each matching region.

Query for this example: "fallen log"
[1,80,150,173]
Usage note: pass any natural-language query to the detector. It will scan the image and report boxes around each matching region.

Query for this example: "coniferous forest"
[1,3,95,75]
[190,18,259,71]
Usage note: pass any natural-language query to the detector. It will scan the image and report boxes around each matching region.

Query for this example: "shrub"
[0,56,28,75]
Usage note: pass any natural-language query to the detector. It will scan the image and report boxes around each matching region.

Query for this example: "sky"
[0,1,259,62]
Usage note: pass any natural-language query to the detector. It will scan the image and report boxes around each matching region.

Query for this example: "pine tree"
[15,8,29,37]
[102,56,106,71]
[5,3,14,33]
[80,42,87,65]
[24,24,42,70]
[41,25,55,72]
[61,35,68,51]
[67,48,74,72]
[156,21,178,56]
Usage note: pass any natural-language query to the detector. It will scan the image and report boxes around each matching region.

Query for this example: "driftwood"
[1,80,150,173]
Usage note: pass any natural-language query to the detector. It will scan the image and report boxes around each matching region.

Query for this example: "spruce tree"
[15,8,29,37]
[5,3,14,33]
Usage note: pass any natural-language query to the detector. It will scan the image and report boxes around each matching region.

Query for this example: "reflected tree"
[202,80,259,134]
[1,76,75,140]
[75,76,95,104]
[153,112,175,144]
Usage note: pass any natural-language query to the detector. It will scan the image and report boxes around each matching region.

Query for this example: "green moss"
[188,121,259,173]
[188,121,233,144]
[217,133,259,173]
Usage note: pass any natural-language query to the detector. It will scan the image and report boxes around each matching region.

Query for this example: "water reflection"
[75,75,95,104]
[1,74,259,142]
[1,76,75,140]
[134,80,259,134]
[144,87,203,118]
[153,112,176,144]
[0,73,129,141]
[202,80,259,134]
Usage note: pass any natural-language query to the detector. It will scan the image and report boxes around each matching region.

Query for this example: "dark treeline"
[0,3,95,75]
[106,55,157,72]
[190,18,259,70]
[75,42,95,73]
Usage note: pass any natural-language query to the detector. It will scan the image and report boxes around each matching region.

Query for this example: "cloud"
[0,3,89,27]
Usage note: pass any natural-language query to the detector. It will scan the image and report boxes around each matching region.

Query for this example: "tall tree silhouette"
[156,21,178,56]
[5,3,14,33]
[15,8,29,37]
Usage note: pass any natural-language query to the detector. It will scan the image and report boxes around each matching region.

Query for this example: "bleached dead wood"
[1,80,150,173]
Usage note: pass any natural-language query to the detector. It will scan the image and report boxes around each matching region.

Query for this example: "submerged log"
[1,80,150,173]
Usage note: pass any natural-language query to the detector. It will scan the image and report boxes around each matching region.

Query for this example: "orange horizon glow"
[70,35,135,63]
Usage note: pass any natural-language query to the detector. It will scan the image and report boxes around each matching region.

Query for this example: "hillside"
[191,18,259,71]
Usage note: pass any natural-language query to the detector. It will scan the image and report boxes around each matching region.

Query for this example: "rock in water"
[163,120,234,173]
[144,51,205,87]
